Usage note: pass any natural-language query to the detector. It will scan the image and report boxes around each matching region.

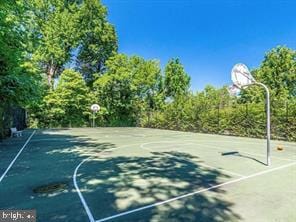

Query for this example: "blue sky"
[102,0,296,91]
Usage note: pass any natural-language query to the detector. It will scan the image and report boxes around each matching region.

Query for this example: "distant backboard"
[91,104,100,112]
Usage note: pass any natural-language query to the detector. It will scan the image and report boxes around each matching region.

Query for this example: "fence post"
[245,103,249,137]
[286,101,289,122]
[217,104,220,133]
[285,101,289,140]
[0,107,3,141]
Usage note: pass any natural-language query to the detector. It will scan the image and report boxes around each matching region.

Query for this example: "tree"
[76,0,118,85]
[240,46,296,103]
[0,1,44,138]
[29,0,118,87]
[164,58,190,99]
[259,46,295,98]
[30,0,80,87]
[93,54,162,124]
[44,69,91,126]
[0,0,44,106]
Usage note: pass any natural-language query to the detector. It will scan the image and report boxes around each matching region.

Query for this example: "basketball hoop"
[229,63,271,166]
[91,104,100,113]
[91,104,100,127]
[231,63,255,89]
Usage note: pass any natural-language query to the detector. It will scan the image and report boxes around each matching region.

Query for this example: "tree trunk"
[47,72,52,87]
[47,59,56,87]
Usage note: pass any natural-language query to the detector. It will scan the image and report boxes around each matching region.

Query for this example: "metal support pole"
[255,82,271,166]
[92,112,95,128]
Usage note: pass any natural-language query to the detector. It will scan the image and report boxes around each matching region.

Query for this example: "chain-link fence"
[140,101,296,142]
[0,104,27,140]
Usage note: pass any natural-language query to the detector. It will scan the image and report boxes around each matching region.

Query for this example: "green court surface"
[0,128,295,222]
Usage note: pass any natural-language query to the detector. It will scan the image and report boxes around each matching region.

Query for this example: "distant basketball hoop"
[91,104,100,127]
[91,104,100,113]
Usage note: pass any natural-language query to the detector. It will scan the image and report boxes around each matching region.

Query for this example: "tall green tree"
[240,46,296,103]
[93,54,162,124]
[77,0,118,85]
[30,0,80,87]
[43,69,91,126]
[29,0,117,87]
[258,46,296,98]
[0,1,44,138]
[164,58,190,99]
[0,0,43,106]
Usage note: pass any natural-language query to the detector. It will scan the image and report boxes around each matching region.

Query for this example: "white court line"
[30,138,73,142]
[95,161,296,222]
[73,144,141,222]
[193,137,296,148]
[0,130,36,183]
[185,140,295,162]
[141,141,245,177]
[119,134,146,138]
[240,151,295,162]
[141,141,194,148]
[73,158,95,222]
[145,129,296,148]
[184,138,296,152]
[103,134,146,138]
[197,162,245,177]
[75,139,291,222]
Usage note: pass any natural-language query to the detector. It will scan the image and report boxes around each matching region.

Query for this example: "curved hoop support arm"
[230,63,271,166]
[253,81,271,166]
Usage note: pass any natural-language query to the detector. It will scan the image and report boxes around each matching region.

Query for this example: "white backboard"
[91,104,100,112]
[231,63,255,88]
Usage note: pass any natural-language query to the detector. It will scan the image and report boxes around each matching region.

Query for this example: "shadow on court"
[1,129,243,221]
[221,151,266,165]
[2,128,296,221]
[0,130,116,222]
[80,151,242,222]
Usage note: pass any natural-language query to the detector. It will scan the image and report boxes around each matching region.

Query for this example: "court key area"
[0,127,295,222]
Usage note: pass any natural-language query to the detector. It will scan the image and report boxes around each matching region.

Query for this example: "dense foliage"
[164,58,190,99]
[0,1,43,138]
[93,54,162,126]
[31,69,92,127]
[0,1,295,141]
[142,48,296,141]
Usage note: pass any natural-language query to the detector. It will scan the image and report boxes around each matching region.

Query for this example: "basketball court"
[0,127,295,221]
